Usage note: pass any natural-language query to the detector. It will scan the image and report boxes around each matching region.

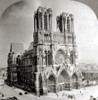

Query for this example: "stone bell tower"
[56,13,77,65]
[33,6,53,96]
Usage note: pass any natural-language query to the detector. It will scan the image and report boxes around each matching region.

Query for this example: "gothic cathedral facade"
[33,6,81,95]
[7,6,82,96]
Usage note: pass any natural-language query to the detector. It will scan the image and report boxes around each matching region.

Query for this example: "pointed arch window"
[44,13,47,30]
[40,13,43,29]
[67,17,70,32]
[38,13,43,30]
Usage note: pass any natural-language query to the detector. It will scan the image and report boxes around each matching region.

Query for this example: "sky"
[0,0,98,68]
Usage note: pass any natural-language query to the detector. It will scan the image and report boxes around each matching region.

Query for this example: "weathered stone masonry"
[7,6,82,96]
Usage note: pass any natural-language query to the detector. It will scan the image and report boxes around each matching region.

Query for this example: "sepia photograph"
[0,0,98,100]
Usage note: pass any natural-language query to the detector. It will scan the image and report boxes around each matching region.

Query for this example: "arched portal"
[72,73,78,89]
[57,70,70,91]
[39,73,43,95]
[47,75,56,93]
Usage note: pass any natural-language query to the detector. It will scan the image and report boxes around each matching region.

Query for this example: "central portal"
[57,70,70,91]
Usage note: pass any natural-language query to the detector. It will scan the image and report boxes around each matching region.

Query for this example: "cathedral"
[7,6,82,96]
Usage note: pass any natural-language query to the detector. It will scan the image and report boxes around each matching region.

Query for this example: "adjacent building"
[7,6,82,96]
[0,68,6,86]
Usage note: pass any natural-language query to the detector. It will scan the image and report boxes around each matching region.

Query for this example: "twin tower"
[34,6,74,33]
[33,6,77,67]
[33,6,76,46]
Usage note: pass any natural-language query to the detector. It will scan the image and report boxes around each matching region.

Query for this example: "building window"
[44,14,47,30]
[48,51,52,65]
[70,51,74,64]
[68,36,72,44]
[40,13,43,29]
[45,50,48,66]
[58,17,62,32]
[67,17,70,32]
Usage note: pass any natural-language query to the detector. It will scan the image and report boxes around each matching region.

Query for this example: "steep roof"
[28,42,33,50]
[10,43,24,53]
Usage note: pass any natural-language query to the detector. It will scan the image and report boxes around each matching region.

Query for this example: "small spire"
[10,43,12,52]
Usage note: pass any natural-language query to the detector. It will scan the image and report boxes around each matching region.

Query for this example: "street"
[0,85,98,100]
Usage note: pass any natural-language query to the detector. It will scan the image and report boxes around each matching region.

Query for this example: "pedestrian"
[2,94,4,97]
[90,95,93,100]
[56,93,59,97]
[80,91,81,93]
[62,93,65,96]
[73,96,76,100]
